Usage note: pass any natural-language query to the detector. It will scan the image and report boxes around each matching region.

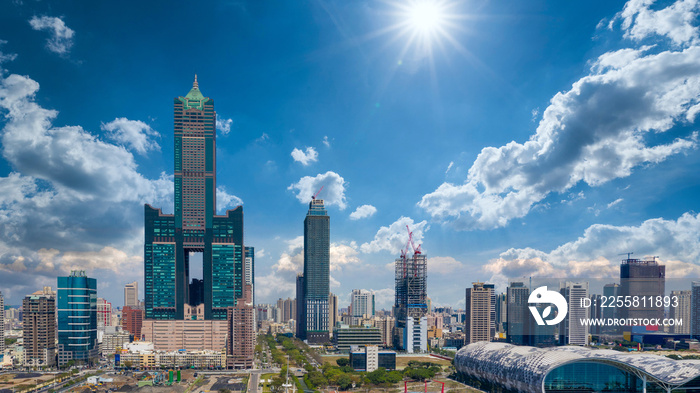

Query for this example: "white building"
[351,289,375,319]
[404,316,428,353]
[561,282,589,346]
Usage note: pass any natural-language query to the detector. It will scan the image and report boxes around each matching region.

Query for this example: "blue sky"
[1,0,700,310]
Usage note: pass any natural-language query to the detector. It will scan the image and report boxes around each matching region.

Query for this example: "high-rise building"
[351,289,375,319]
[404,316,428,353]
[602,283,620,335]
[245,246,254,306]
[97,297,113,327]
[670,290,691,335]
[144,77,247,321]
[329,293,338,331]
[484,283,497,340]
[295,274,305,338]
[619,257,665,325]
[692,282,700,337]
[559,282,589,346]
[465,282,493,345]
[122,306,144,340]
[227,284,254,369]
[297,197,330,343]
[506,282,529,345]
[124,281,138,308]
[394,250,427,350]
[189,278,204,306]
[23,292,56,367]
[57,271,97,366]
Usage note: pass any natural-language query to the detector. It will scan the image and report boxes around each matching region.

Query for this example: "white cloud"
[330,241,361,271]
[0,40,17,64]
[256,133,269,142]
[216,116,232,135]
[614,0,700,46]
[484,212,700,279]
[28,16,74,55]
[323,136,330,147]
[291,146,318,166]
[288,171,347,209]
[445,161,454,174]
[216,186,243,213]
[349,204,377,220]
[429,256,464,275]
[607,198,624,208]
[360,216,429,254]
[257,249,266,258]
[419,11,700,230]
[101,117,160,154]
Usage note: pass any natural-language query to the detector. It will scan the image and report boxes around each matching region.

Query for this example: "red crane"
[406,225,422,255]
[311,185,324,200]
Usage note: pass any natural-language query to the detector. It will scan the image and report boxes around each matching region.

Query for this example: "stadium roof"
[454,342,700,393]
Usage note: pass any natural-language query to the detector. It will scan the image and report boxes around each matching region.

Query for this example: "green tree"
[336,358,349,367]
[386,371,403,384]
[338,374,353,390]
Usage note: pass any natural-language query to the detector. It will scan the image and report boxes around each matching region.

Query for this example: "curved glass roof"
[454,342,700,393]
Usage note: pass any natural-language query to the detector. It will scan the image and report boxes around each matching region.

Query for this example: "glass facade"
[545,363,641,393]
[301,198,330,343]
[145,78,246,321]
[57,272,97,365]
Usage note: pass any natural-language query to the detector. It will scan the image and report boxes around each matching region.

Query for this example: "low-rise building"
[333,325,383,352]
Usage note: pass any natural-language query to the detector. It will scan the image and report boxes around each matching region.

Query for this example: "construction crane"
[311,185,324,200]
[406,225,422,255]
[618,252,634,262]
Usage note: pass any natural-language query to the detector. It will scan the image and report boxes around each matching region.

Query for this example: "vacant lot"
[321,354,452,370]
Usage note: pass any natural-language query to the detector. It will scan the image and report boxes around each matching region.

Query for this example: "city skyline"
[2,0,700,310]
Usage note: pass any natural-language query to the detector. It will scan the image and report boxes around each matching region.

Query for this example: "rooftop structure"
[455,341,700,393]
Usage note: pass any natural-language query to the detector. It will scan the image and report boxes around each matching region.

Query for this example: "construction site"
[394,225,428,351]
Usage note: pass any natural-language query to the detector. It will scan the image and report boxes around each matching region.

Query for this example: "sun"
[389,0,464,59]
[406,1,447,35]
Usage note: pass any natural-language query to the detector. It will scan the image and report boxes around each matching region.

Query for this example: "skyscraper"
[298,197,330,343]
[57,271,97,366]
[124,281,138,308]
[506,282,529,346]
[394,250,427,350]
[619,257,665,325]
[23,291,56,367]
[245,246,255,306]
[329,293,338,331]
[670,290,691,335]
[97,297,113,327]
[144,77,247,321]
[465,282,492,344]
[691,282,700,337]
[0,291,4,356]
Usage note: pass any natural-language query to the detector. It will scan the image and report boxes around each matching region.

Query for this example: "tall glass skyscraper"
[299,198,330,343]
[57,271,97,366]
[145,77,246,321]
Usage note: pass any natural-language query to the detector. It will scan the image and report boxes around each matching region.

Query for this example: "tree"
[338,374,353,390]
[336,358,349,367]
[366,368,387,385]
[386,371,403,384]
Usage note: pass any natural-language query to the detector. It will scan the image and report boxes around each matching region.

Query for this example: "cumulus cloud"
[484,212,700,280]
[216,116,232,135]
[419,1,700,230]
[360,216,429,254]
[288,171,347,209]
[101,117,160,154]
[429,256,464,275]
[613,0,700,46]
[0,40,17,64]
[349,204,377,220]
[216,186,243,213]
[291,146,318,165]
[0,58,172,301]
[29,16,74,55]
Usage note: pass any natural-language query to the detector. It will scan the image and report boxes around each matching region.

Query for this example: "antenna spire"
[193,74,199,90]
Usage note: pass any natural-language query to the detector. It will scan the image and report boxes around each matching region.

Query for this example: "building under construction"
[393,226,428,352]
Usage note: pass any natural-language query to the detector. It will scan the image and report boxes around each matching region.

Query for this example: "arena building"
[454,342,700,393]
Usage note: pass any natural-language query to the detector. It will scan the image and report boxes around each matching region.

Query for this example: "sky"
[1,0,700,310]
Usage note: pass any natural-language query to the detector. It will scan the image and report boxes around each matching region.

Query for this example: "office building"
[506,282,529,345]
[333,325,383,352]
[329,293,338,331]
[124,281,138,308]
[559,282,589,346]
[122,306,144,340]
[57,271,98,366]
[465,282,492,344]
[619,257,665,324]
[350,349,396,371]
[404,316,428,353]
[102,326,130,354]
[141,319,228,351]
[189,278,204,306]
[455,342,700,393]
[295,274,305,338]
[245,246,254,305]
[144,77,247,321]
[602,283,620,335]
[297,197,330,343]
[23,291,56,367]
[670,290,691,335]
[351,289,375,319]
[692,282,700,338]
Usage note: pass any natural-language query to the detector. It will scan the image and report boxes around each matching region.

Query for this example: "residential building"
[23,291,56,367]
[102,326,130,355]
[124,282,138,308]
[404,316,428,353]
[0,291,4,356]
[671,290,691,335]
[465,282,492,344]
[329,293,338,331]
[97,297,113,327]
[227,284,254,369]
[297,197,330,343]
[122,306,144,340]
[351,289,375,319]
[693,282,700,338]
[57,271,98,366]
[245,246,254,306]
[141,319,228,351]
